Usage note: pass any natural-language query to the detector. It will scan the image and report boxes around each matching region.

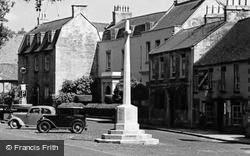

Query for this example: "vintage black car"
[37,103,86,134]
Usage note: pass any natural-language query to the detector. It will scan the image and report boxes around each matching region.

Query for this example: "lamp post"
[20,67,27,104]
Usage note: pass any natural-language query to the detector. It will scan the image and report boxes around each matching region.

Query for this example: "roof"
[92,22,109,32]
[109,11,167,30]
[0,34,23,64]
[195,18,250,66]
[150,21,225,55]
[102,11,167,40]
[153,0,204,30]
[27,17,73,35]
[0,63,17,81]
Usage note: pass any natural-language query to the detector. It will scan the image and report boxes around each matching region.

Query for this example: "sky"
[5,0,174,32]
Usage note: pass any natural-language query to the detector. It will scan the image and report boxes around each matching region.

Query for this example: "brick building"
[18,5,107,105]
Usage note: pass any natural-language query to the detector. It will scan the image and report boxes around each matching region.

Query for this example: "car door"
[27,108,41,126]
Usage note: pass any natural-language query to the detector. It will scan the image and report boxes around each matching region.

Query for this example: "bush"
[55,76,93,104]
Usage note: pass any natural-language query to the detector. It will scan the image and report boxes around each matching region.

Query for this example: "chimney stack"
[72,5,87,17]
[112,5,132,24]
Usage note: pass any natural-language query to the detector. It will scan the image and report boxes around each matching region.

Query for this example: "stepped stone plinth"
[95,105,159,145]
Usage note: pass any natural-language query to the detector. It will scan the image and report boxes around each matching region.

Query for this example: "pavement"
[86,118,250,145]
[142,124,250,145]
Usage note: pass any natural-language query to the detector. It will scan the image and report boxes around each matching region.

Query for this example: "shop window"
[231,103,242,125]
[205,103,215,124]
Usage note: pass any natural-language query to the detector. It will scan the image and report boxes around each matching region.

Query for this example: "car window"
[29,108,40,114]
[41,108,51,114]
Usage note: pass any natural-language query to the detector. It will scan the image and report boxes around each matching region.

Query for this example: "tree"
[0,0,14,47]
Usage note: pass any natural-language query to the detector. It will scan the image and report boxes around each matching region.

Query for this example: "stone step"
[95,138,159,145]
[101,133,152,140]
[108,129,145,134]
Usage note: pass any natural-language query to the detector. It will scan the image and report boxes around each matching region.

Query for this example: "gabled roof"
[153,0,204,31]
[195,18,250,66]
[108,11,167,30]
[0,63,17,81]
[150,21,225,55]
[0,34,23,64]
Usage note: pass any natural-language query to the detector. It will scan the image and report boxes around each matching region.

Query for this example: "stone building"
[18,5,107,105]
[0,34,23,94]
[97,0,223,103]
[148,0,250,127]
[194,18,250,132]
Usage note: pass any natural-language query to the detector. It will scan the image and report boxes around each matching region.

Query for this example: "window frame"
[146,41,151,62]
[34,56,39,72]
[44,55,50,72]
[233,64,240,92]
[180,53,186,78]
[170,54,176,78]
[106,50,111,71]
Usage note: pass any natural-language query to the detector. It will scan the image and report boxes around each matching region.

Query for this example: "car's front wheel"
[37,121,51,133]
[71,121,84,134]
[9,120,21,129]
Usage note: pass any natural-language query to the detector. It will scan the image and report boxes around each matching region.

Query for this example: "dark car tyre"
[9,120,21,129]
[71,121,84,134]
[37,121,51,133]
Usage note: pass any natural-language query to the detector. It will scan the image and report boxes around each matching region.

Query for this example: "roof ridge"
[126,10,167,21]
[39,16,72,25]
[175,0,203,6]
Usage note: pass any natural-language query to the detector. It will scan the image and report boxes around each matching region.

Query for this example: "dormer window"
[36,33,41,44]
[29,34,35,46]
[48,30,55,43]
[26,35,30,46]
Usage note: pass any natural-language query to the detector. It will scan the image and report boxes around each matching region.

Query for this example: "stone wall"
[55,14,100,95]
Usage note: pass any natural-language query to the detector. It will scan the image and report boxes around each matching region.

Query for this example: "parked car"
[37,103,87,134]
[8,106,56,129]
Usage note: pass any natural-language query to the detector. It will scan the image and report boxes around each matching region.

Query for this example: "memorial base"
[95,104,159,145]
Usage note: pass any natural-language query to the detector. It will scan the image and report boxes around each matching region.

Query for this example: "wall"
[18,50,55,105]
[55,14,100,95]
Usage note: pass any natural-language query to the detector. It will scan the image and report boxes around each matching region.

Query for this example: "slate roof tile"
[195,18,250,66]
[150,21,225,55]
